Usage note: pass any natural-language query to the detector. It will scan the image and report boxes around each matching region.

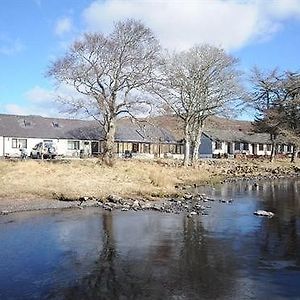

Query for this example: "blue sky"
[0,0,300,120]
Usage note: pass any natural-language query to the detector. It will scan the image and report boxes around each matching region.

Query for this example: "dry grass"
[0,157,298,201]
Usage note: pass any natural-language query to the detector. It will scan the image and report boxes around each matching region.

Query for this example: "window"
[23,120,31,127]
[266,144,271,151]
[259,144,264,151]
[43,140,53,148]
[175,144,182,154]
[243,143,249,151]
[68,141,80,150]
[12,139,17,148]
[234,142,240,151]
[12,138,27,149]
[143,143,150,153]
[287,144,292,152]
[280,144,285,153]
[132,143,139,153]
[215,141,222,150]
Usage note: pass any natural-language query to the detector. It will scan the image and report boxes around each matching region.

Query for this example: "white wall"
[212,141,226,155]
[1,137,92,158]
[0,136,3,157]
[3,137,42,157]
[254,144,272,156]
[232,142,253,155]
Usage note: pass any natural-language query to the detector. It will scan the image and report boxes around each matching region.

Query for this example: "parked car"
[30,141,57,159]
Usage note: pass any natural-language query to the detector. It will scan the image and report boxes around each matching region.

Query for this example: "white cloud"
[24,85,55,103]
[0,36,24,55]
[3,101,67,118]
[3,101,60,117]
[4,104,29,115]
[82,0,300,51]
[3,84,83,117]
[1,86,66,117]
[54,17,73,37]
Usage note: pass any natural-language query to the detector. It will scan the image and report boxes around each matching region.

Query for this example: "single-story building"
[0,114,184,159]
[199,128,293,158]
[0,113,294,160]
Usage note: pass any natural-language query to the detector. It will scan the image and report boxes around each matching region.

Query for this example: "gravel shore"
[0,197,86,214]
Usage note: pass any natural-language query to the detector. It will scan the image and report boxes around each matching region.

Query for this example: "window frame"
[12,138,27,149]
[68,140,80,150]
[215,141,222,150]
[234,142,240,151]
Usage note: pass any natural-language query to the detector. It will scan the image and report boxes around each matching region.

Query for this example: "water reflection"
[48,213,238,300]
[0,179,300,299]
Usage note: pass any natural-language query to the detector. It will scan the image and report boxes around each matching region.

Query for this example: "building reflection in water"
[1,179,300,299]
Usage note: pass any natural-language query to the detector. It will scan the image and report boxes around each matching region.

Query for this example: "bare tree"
[279,71,300,162]
[48,19,160,165]
[154,45,241,165]
[249,68,285,162]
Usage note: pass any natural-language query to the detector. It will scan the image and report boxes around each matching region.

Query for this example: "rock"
[132,200,140,208]
[152,204,162,211]
[78,196,89,204]
[187,211,197,218]
[106,202,118,208]
[1,210,9,215]
[107,194,123,204]
[140,202,152,209]
[294,166,300,173]
[220,199,232,204]
[207,198,215,202]
[183,194,193,200]
[254,210,274,218]
[121,208,129,211]
[194,204,205,210]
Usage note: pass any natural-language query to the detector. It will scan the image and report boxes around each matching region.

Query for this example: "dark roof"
[0,114,177,143]
[115,119,177,143]
[147,115,253,140]
[0,114,103,140]
[203,128,272,144]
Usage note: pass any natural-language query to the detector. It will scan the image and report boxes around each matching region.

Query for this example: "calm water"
[0,179,300,300]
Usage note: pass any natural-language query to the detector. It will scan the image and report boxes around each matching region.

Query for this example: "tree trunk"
[183,138,190,166]
[291,145,298,163]
[102,118,116,166]
[191,127,203,165]
[270,140,276,163]
[183,123,191,166]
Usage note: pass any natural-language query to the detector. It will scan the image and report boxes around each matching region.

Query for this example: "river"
[0,179,300,299]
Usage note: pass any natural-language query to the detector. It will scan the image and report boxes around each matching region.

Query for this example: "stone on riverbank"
[254,210,274,218]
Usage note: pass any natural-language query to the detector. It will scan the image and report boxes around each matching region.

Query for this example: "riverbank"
[1,158,300,214]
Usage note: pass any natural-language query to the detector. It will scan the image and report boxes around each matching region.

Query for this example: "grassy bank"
[0,158,299,201]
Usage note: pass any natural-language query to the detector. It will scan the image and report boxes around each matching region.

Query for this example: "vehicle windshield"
[44,142,53,148]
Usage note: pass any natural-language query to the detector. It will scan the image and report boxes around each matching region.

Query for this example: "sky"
[0,0,300,120]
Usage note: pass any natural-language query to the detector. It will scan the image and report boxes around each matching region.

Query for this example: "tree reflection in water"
[43,179,300,299]
[48,212,238,300]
